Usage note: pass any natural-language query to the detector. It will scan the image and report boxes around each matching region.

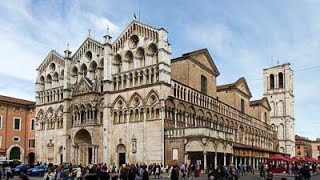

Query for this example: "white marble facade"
[35,20,171,165]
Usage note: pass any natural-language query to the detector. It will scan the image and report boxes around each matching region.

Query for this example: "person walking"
[44,167,56,180]
[170,165,179,180]
[142,166,149,180]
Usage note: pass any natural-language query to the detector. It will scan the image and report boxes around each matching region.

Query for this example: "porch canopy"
[268,154,289,161]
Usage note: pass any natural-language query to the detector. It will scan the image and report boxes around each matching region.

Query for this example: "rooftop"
[0,95,35,106]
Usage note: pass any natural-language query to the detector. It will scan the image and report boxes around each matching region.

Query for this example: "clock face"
[129,35,139,49]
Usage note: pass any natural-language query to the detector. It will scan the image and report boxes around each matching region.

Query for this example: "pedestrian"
[142,166,149,180]
[44,167,56,180]
[172,165,180,180]
[194,165,200,179]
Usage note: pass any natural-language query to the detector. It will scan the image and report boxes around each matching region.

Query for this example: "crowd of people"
[1,161,319,180]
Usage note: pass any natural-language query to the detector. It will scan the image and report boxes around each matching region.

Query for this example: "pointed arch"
[89,61,98,71]
[128,92,144,107]
[177,103,186,111]
[145,89,159,105]
[46,107,54,117]
[111,95,128,108]
[56,105,64,115]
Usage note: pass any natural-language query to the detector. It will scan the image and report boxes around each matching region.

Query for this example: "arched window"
[72,67,78,76]
[278,72,284,88]
[114,54,122,73]
[80,64,88,76]
[270,74,275,89]
[148,43,158,64]
[46,74,52,84]
[264,112,267,123]
[136,47,145,67]
[125,51,134,70]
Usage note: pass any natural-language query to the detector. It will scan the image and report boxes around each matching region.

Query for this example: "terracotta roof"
[217,77,252,98]
[171,48,220,76]
[250,97,271,110]
[0,95,35,106]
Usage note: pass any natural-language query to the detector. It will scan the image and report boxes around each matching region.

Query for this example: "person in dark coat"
[142,166,149,180]
[171,165,179,180]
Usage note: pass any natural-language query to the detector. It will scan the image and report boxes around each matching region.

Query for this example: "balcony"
[72,119,99,127]
[165,127,234,142]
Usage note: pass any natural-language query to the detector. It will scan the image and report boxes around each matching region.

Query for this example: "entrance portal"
[9,147,21,160]
[74,129,92,165]
[117,144,126,167]
[28,152,35,165]
[88,147,92,164]
[119,153,125,166]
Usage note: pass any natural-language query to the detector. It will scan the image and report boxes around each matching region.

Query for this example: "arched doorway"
[9,147,21,160]
[117,144,126,167]
[28,152,35,165]
[74,129,92,165]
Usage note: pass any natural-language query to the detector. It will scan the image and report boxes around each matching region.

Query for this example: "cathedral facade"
[35,20,280,170]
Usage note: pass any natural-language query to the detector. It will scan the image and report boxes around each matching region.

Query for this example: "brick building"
[295,135,312,159]
[0,95,35,164]
[311,138,320,160]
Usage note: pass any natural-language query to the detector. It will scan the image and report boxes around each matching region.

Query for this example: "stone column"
[223,153,226,166]
[185,113,188,127]
[132,73,135,87]
[149,69,152,84]
[214,152,217,169]
[137,73,141,86]
[231,154,234,165]
[174,111,177,128]
[253,157,256,170]
[184,152,188,164]
[203,151,207,172]
[235,156,238,166]
[92,145,95,164]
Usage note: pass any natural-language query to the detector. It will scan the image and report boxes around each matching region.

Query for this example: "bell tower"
[263,63,295,156]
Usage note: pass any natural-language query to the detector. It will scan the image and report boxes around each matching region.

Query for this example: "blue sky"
[0,0,319,139]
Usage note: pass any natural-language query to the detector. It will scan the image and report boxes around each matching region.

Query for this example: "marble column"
[174,111,177,128]
[223,153,226,166]
[214,152,217,169]
[203,151,207,172]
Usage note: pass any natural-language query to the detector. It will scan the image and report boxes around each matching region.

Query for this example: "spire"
[103,26,112,44]
[64,42,72,58]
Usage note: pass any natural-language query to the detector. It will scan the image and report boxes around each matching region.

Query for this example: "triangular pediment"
[37,50,65,73]
[260,97,271,110]
[72,77,93,96]
[72,37,103,62]
[112,20,162,53]
[235,77,252,98]
[182,49,220,77]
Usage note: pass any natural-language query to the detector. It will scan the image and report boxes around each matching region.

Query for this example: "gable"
[182,49,220,77]
[72,37,103,62]
[37,50,65,74]
[261,97,271,111]
[112,20,160,53]
[72,77,93,96]
[235,78,252,98]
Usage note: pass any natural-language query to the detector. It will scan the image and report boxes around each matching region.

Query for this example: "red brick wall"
[0,103,35,162]
[165,138,185,166]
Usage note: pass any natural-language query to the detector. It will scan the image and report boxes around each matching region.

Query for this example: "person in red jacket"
[194,165,201,179]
